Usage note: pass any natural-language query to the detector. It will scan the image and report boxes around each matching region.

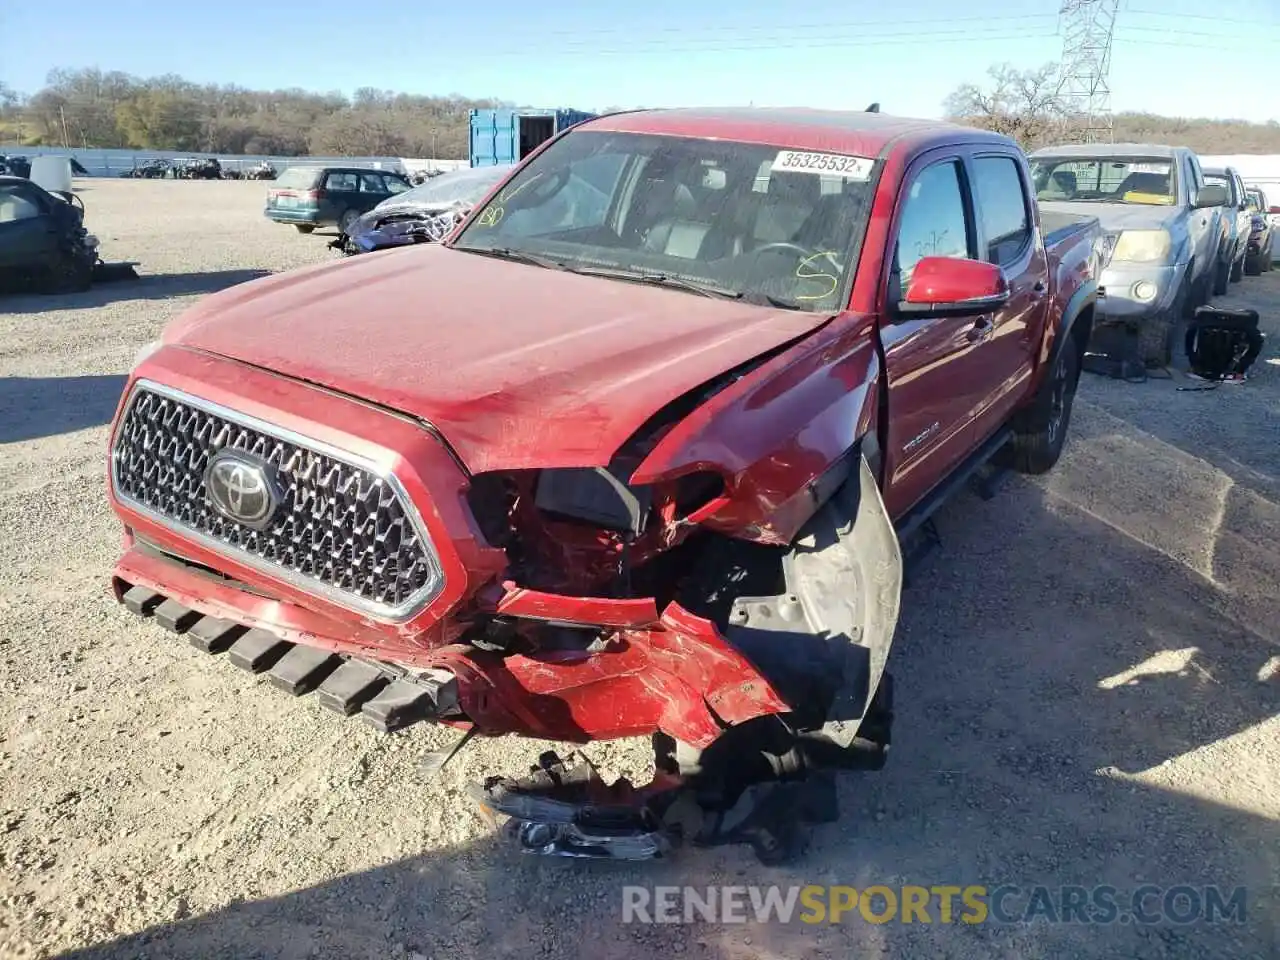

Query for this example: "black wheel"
[294,224,315,234]
[40,248,93,295]
[1009,341,1081,475]
[1213,254,1229,296]
[338,209,360,234]
[1230,254,1244,283]
[1135,274,1190,368]
[1245,253,1263,277]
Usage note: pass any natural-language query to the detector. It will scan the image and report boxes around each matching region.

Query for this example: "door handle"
[966,316,993,342]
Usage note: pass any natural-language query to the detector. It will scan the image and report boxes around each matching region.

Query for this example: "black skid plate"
[116,582,456,734]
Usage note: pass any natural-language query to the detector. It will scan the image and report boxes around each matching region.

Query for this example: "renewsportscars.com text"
[621,884,1248,926]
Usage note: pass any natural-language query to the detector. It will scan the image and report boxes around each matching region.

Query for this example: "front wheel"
[1230,254,1244,283]
[1008,342,1081,475]
[1213,254,1230,295]
[40,247,94,295]
[338,209,360,235]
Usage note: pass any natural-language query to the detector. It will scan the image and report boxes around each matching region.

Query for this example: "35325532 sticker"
[772,150,875,180]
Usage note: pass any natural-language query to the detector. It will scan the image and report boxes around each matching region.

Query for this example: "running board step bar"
[114,580,458,735]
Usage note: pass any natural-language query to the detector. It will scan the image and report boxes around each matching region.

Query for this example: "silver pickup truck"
[1203,165,1254,290]
[1029,143,1230,367]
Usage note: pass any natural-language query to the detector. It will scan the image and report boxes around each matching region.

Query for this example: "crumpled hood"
[163,244,827,474]
[1038,199,1185,235]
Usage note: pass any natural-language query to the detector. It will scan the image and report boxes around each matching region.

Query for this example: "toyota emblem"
[203,451,281,530]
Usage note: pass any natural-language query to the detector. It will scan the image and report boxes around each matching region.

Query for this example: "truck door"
[1183,152,1214,286]
[878,151,987,520]
[965,151,1047,438]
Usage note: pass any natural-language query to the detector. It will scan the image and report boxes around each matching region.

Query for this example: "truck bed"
[1039,207,1101,248]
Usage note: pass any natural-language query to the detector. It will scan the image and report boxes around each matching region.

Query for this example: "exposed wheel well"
[1069,304,1094,361]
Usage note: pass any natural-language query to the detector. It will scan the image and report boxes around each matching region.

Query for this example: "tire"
[1136,274,1189,368]
[338,209,360,234]
[1245,253,1262,277]
[1009,339,1081,475]
[1230,254,1244,283]
[1213,254,1229,296]
[1190,266,1211,313]
[294,224,315,234]
[40,247,93,295]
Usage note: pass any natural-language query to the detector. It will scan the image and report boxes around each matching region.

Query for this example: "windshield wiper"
[460,246,567,270]
[561,264,744,300]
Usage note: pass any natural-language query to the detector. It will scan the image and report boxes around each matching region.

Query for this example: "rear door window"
[971,156,1032,265]
[325,172,358,192]
[359,173,387,194]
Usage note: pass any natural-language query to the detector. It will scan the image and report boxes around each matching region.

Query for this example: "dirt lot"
[0,179,1277,960]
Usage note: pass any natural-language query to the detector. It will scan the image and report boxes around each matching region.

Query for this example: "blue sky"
[1,0,1277,122]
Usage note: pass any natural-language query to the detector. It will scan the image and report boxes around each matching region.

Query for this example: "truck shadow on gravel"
[51,434,1280,959]
[0,375,127,443]
[0,269,271,312]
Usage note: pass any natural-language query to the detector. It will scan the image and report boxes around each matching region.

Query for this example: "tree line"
[943,62,1280,154]
[0,68,515,159]
[2,64,1279,159]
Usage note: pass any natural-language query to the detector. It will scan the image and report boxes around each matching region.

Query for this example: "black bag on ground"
[1184,307,1265,381]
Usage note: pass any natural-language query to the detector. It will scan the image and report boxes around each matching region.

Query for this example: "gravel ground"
[0,180,1277,960]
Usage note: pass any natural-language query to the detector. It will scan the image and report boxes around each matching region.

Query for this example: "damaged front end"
[330,205,468,256]
[107,338,901,864]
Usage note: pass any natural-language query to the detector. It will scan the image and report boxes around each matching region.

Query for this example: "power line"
[1119,23,1280,43]
[531,11,1059,38]
[1124,5,1279,26]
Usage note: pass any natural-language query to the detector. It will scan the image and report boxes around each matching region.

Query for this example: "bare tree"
[943,62,1083,151]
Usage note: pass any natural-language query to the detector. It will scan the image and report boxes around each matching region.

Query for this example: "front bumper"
[1096,261,1186,321]
[107,348,792,749]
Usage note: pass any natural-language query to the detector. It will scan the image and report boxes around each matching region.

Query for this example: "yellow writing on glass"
[795,251,840,301]
[474,172,545,228]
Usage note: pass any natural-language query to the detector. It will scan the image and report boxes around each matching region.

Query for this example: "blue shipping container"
[469,108,599,167]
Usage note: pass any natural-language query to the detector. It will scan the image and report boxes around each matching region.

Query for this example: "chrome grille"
[111,382,443,618]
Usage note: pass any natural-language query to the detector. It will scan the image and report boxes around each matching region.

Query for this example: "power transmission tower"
[1056,0,1120,143]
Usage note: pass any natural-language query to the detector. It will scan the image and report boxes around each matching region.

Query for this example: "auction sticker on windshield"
[1128,163,1170,174]
[773,151,875,180]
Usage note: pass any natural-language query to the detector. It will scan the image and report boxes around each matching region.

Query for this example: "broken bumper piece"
[112,576,892,865]
[116,582,461,734]
[472,750,847,864]
[473,753,674,861]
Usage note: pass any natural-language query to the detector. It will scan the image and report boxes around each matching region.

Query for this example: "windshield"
[1030,157,1177,206]
[396,166,514,207]
[450,130,878,311]
[1245,191,1264,213]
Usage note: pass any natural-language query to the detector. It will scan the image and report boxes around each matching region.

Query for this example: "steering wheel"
[752,241,814,259]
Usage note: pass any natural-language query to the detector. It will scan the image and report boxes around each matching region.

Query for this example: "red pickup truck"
[107,108,1100,863]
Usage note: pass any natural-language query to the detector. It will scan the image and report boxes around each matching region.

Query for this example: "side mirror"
[1270,206,1280,215]
[1193,183,1229,209]
[896,256,1010,318]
